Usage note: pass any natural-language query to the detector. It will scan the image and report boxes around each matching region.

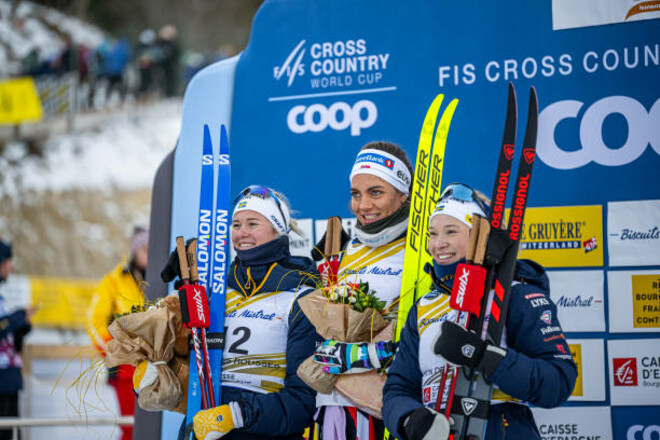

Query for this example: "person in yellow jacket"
[86,226,148,440]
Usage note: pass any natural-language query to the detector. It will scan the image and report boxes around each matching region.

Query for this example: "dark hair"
[360,141,414,193]
[0,241,11,263]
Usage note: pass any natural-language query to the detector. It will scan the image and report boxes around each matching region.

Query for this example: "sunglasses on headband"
[438,182,490,215]
[233,185,288,228]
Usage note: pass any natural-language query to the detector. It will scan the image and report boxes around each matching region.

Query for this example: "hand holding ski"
[434,83,538,440]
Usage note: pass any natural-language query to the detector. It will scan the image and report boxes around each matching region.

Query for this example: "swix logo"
[287,100,377,136]
[556,344,567,354]
[538,96,659,169]
[455,267,470,307]
[503,144,515,160]
[628,425,660,440]
[613,357,638,386]
[461,398,478,415]
[491,169,510,229]
[193,288,207,325]
[523,147,535,164]
[273,40,306,86]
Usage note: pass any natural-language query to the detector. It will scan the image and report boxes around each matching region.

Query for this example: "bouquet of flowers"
[105,295,190,413]
[297,280,392,417]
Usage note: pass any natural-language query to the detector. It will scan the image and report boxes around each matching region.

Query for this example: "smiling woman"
[190,185,322,440]
[311,141,413,440]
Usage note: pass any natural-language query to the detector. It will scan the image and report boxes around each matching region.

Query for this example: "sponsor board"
[272,38,392,90]
[608,200,660,267]
[547,270,605,332]
[532,406,612,440]
[508,206,603,267]
[611,407,660,440]
[608,270,660,333]
[314,218,358,244]
[608,339,660,405]
[567,339,606,401]
[288,218,314,258]
[538,95,660,170]
[552,0,660,30]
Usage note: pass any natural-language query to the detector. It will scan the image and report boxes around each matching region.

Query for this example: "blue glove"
[313,340,396,374]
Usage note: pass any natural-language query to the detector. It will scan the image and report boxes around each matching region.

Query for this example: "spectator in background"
[0,241,32,440]
[97,37,131,105]
[86,227,148,440]
[156,24,180,97]
[136,29,160,103]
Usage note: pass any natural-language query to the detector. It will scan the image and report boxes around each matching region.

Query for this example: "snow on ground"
[0,99,182,199]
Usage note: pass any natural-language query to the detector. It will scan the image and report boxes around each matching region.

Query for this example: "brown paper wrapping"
[106,295,191,413]
[296,289,392,417]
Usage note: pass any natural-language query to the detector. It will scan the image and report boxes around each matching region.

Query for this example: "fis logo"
[613,357,638,386]
[540,310,552,325]
[273,40,306,86]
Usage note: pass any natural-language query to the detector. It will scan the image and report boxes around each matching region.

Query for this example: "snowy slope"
[0,0,105,76]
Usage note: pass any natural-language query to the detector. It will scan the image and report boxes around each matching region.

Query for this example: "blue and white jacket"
[382,259,577,440]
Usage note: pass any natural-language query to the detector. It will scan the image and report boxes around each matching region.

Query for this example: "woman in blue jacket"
[382,183,577,440]
[192,185,322,440]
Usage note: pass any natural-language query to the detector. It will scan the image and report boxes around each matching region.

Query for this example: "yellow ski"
[396,96,459,341]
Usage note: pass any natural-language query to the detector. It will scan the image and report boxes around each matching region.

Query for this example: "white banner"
[314,217,357,244]
[289,218,314,257]
[567,338,607,402]
[607,200,660,267]
[548,270,605,332]
[608,270,660,333]
[608,339,660,405]
[533,406,612,440]
[552,0,660,30]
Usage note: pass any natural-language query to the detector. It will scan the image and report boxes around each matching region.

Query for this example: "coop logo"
[628,424,660,440]
[287,100,377,136]
[613,357,638,386]
[538,96,659,170]
[273,38,391,89]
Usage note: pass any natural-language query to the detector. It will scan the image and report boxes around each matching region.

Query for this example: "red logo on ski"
[503,144,515,160]
[523,148,535,164]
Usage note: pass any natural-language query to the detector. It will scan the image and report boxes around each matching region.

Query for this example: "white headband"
[429,198,486,228]
[349,149,411,195]
[233,193,291,235]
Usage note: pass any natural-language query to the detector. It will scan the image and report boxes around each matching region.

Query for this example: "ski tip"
[528,86,538,112]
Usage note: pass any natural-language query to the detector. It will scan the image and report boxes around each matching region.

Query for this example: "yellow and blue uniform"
[218,235,321,440]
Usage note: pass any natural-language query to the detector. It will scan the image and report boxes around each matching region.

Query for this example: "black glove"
[403,407,450,440]
[311,219,350,261]
[160,238,196,289]
[433,320,506,378]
